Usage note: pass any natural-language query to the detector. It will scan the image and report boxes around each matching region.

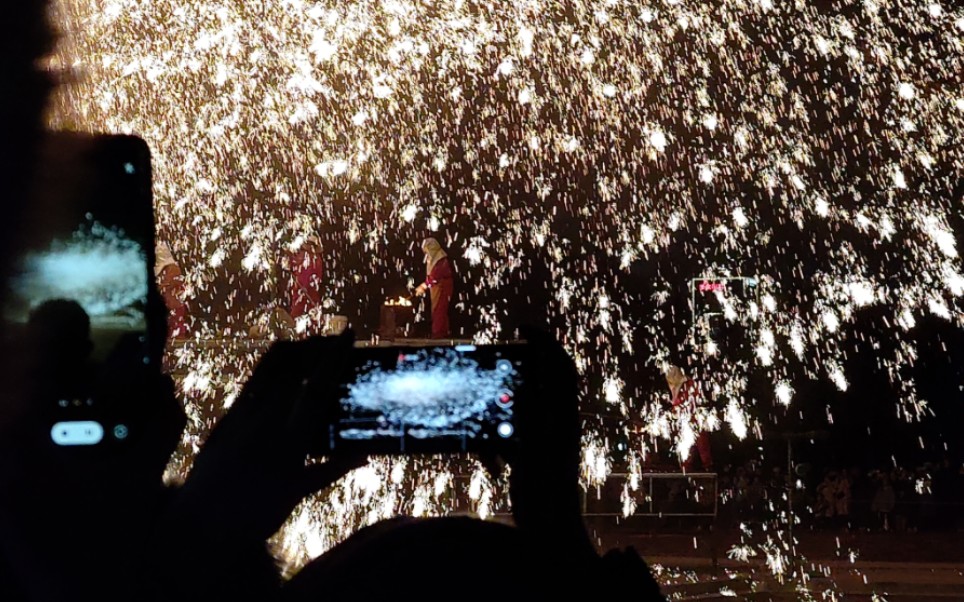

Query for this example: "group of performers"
[155,235,713,472]
[154,236,455,342]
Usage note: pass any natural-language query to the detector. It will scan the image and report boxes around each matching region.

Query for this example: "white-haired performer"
[414,237,454,338]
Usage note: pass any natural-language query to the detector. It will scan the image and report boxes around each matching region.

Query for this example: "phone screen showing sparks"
[328,344,523,454]
[4,133,155,447]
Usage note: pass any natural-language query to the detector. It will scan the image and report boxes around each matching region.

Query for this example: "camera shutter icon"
[50,421,104,446]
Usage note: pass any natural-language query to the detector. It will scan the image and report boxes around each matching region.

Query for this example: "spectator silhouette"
[871,473,896,531]
[0,2,55,597]
[1,6,187,591]
[23,299,93,400]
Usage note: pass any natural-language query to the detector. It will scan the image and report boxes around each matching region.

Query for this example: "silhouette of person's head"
[27,299,88,328]
[27,299,93,358]
[282,517,539,602]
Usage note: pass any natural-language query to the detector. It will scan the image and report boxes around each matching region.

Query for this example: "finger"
[477,452,507,480]
[205,341,314,450]
[227,341,297,416]
[238,336,342,418]
[511,325,582,490]
[518,325,576,381]
[289,330,356,440]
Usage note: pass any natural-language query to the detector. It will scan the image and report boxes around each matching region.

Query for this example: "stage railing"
[581,472,718,517]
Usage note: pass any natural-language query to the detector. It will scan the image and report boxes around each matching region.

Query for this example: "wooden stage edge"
[168,336,487,352]
[357,337,478,347]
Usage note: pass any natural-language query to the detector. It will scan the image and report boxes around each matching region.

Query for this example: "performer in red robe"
[666,365,713,472]
[287,236,324,331]
[154,243,189,340]
[414,237,454,338]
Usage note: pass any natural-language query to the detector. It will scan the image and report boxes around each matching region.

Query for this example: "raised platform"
[583,472,718,517]
[167,336,479,353]
[356,337,477,347]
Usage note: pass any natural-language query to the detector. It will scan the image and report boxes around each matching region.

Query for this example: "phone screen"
[4,133,155,446]
[327,344,523,454]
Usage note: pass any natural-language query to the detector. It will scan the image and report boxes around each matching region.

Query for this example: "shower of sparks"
[49,0,964,583]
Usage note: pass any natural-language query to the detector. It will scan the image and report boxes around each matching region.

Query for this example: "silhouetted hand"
[0,332,185,602]
[491,327,665,599]
[150,332,364,600]
[488,326,596,562]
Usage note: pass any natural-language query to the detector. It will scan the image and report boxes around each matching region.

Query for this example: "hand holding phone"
[148,333,365,600]
[0,132,184,602]
[163,333,365,539]
[313,330,594,561]
[3,132,166,452]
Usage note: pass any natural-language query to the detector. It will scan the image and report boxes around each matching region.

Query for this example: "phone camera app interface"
[335,346,520,452]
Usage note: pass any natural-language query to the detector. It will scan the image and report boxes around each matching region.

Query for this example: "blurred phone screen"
[3,132,155,446]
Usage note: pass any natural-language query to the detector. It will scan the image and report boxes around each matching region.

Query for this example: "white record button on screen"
[51,421,104,446]
[497,422,514,438]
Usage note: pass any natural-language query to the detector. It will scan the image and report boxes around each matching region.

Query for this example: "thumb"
[477,452,507,481]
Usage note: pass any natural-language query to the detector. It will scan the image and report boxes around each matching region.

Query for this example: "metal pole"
[787,438,796,574]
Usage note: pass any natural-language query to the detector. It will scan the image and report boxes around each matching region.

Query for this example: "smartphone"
[321,343,526,455]
[4,132,158,447]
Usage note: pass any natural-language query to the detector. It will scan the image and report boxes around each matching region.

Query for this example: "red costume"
[157,263,188,339]
[288,250,324,319]
[424,256,454,338]
[672,379,713,472]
